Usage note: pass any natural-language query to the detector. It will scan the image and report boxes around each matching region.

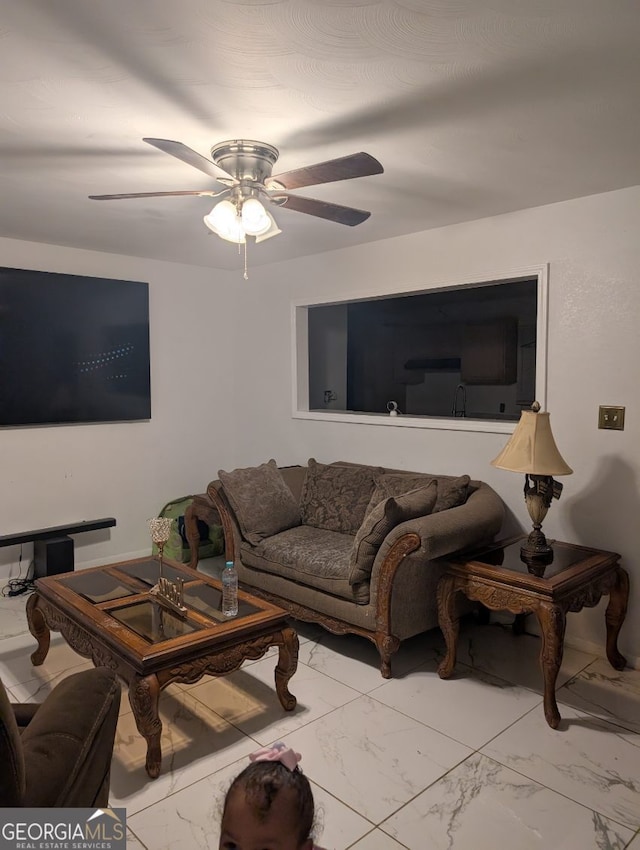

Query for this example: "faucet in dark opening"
[452,383,467,417]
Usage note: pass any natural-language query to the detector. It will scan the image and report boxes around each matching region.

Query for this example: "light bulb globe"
[241,198,270,235]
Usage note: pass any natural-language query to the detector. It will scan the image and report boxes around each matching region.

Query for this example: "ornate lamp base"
[521,474,563,576]
[520,530,554,576]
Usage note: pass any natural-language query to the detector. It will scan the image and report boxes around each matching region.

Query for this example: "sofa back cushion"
[218,459,301,546]
[373,473,471,513]
[349,482,438,586]
[300,459,379,535]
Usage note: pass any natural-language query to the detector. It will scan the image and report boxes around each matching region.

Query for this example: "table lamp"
[491,402,572,570]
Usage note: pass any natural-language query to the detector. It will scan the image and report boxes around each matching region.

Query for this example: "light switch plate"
[598,405,625,430]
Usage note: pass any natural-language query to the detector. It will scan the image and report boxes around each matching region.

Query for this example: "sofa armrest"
[20,667,121,807]
[372,483,504,570]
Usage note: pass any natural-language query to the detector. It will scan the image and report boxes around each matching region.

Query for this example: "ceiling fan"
[89,138,384,246]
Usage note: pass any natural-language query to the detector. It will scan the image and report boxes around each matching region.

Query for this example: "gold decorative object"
[491,402,573,572]
[147,517,187,616]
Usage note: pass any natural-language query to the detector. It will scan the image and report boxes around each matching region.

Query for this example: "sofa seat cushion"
[299,459,379,535]
[349,482,438,586]
[373,473,471,513]
[241,526,369,604]
[218,459,301,546]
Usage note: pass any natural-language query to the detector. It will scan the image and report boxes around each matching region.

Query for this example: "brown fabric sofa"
[187,460,504,678]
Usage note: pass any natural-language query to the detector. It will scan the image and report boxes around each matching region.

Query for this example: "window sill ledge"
[294,409,516,434]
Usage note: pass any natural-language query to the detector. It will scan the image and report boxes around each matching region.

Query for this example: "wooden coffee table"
[26,556,298,778]
[437,536,628,729]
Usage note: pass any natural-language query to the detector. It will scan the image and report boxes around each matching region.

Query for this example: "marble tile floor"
[1,589,639,850]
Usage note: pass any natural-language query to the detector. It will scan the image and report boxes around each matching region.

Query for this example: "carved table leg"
[437,575,460,679]
[128,674,163,779]
[535,601,566,729]
[605,566,629,670]
[26,593,50,666]
[275,627,299,711]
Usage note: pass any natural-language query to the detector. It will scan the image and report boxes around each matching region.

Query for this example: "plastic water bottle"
[221,560,238,618]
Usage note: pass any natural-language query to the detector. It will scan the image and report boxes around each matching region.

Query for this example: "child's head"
[219,743,316,850]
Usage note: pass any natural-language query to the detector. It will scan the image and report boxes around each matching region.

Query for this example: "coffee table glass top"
[110,599,204,643]
[55,558,267,642]
[471,538,594,578]
[62,571,138,604]
[117,559,190,587]
[182,583,259,622]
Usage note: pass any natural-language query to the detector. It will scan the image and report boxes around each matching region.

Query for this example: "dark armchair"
[1,667,121,807]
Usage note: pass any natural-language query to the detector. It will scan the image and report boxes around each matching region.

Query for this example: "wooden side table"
[437,536,629,729]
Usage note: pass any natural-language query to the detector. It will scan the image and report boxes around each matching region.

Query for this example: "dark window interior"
[308,279,538,421]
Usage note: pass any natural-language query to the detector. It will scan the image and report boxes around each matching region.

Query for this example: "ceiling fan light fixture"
[255,210,282,243]
[241,197,271,235]
[218,218,246,244]
[205,199,236,229]
[203,210,245,245]
[203,201,245,243]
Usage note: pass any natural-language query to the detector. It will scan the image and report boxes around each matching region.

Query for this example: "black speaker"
[34,536,75,578]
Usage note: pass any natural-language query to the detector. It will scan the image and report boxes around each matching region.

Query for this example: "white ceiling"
[2,0,640,271]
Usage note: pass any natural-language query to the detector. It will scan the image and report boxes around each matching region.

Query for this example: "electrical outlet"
[598,405,625,430]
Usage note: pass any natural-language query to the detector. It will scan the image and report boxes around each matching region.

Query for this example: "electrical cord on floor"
[1,546,36,597]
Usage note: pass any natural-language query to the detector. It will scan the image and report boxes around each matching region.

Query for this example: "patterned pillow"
[300,459,378,535]
[433,474,471,512]
[371,473,470,513]
[218,459,301,546]
[349,483,438,585]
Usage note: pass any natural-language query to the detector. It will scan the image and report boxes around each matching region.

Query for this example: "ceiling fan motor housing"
[210,140,279,184]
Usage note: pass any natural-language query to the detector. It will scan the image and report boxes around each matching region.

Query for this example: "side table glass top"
[470,538,595,579]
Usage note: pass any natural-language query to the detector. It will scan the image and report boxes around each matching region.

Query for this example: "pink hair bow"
[249,741,302,772]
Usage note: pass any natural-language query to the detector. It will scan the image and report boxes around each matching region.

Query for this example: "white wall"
[0,237,237,576]
[229,185,640,664]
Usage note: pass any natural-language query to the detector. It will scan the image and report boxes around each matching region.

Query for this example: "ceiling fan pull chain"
[244,239,249,280]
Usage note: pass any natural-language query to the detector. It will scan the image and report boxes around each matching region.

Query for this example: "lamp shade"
[491,407,573,476]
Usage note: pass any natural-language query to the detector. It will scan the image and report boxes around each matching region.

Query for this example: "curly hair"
[223,759,315,845]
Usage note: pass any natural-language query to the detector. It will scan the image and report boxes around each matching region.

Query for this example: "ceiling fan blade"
[143,138,236,184]
[278,194,371,226]
[88,190,222,200]
[268,152,383,191]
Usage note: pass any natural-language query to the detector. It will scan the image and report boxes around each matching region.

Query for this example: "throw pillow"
[300,459,378,535]
[349,482,438,586]
[218,459,301,546]
[433,474,471,512]
[367,473,433,512]
[370,472,470,513]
